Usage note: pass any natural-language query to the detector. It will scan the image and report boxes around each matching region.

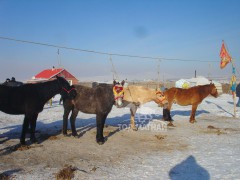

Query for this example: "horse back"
[123,85,156,104]
[176,88,200,105]
[70,85,114,114]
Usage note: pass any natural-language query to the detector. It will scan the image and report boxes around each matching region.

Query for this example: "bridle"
[156,90,167,104]
[113,85,124,100]
[62,87,76,94]
[56,77,76,95]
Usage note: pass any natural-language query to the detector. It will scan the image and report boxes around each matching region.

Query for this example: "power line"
[0,36,219,63]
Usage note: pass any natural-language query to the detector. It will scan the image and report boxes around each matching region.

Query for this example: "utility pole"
[57,49,62,68]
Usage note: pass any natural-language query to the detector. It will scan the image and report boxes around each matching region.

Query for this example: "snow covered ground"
[0,94,240,179]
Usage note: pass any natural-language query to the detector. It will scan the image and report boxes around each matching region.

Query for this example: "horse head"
[155,90,168,108]
[56,76,77,100]
[210,83,218,98]
[113,80,125,107]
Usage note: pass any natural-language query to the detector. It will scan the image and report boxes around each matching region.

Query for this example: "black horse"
[0,76,76,145]
[62,80,125,145]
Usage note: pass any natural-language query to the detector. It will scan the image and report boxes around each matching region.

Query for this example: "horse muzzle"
[115,97,124,108]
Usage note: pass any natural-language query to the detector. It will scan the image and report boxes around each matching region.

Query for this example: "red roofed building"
[28,67,79,85]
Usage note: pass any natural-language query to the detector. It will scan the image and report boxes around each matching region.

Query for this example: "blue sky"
[0,0,240,82]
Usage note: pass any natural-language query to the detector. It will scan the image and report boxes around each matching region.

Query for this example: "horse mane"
[73,84,113,97]
[196,83,214,87]
[127,85,154,91]
[191,84,215,93]
[2,81,24,87]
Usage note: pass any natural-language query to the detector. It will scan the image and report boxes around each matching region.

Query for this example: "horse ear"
[113,80,117,85]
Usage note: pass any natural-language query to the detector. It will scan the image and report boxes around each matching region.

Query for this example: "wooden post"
[157,59,160,89]
[233,92,236,118]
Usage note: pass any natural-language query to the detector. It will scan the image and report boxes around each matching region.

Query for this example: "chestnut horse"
[162,83,218,123]
[122,86,168,130]
[62,80,125,145]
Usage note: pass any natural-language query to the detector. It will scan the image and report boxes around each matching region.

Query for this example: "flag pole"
[232,59,237,118]
[221,40,236,118]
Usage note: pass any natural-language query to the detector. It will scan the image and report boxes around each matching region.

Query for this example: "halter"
[62,87,76,94]
[113,85,124,100]
[156,91,167,104]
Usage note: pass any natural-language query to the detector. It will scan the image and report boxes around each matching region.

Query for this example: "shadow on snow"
[0,111,165,155]
[169,155,210,180]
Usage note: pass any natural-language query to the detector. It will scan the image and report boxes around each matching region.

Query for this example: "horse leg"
[163,108,171,121]
[20,115,30,145]
[70,108,79,137]
[62,107,72,136]
[29,113,38,143]
[163,102,173,121]
[163,108,172,120]
[190,104,198,123]
[130,104,138,131]
[96,113,108,145]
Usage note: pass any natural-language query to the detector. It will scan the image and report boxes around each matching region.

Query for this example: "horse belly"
[175,94,199,106]
[0,98,25,115]
[75,101,97,114]
[175,98,192,106]
[0,106,24,115]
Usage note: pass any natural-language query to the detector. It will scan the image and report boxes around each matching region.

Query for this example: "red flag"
[220,41,231,69]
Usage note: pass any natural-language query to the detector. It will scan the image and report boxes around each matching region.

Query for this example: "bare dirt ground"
[1,113,240,179]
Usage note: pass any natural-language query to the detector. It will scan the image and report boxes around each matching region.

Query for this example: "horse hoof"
[72,133,78,137]
[72,135,79,138]
[96,137,107,145]
[97,141,105,145]
[30,137,38,144]
[163,118,173,122]
[189,120,195,123]
[20,140,26,145]
[131,126,138,131]
[167,122,175,127]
